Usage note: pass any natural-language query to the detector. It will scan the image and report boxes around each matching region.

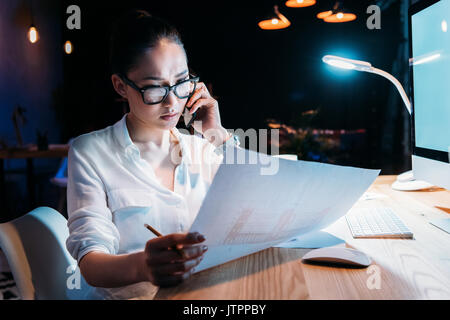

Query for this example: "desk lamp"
[322,55,433,191]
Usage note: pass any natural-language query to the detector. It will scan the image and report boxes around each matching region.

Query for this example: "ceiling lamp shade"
[285,0,316,8]
[258,5,291,30]
[317,1,356,23]
[317,10,333,19]
[324,12,356,23]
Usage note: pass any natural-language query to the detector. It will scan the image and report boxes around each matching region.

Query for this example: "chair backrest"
[0,207,93,299]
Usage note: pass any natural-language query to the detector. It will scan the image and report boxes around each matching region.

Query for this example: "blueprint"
[189,147,380,272]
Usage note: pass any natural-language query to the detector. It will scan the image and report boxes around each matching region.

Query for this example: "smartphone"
[183,106,197,129]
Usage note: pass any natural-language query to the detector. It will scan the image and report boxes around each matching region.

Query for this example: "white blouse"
[65,114,238,299]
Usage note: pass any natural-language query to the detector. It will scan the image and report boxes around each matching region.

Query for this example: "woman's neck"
[126,113,172,152]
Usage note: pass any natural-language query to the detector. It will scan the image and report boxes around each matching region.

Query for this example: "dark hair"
[109,9,185,76]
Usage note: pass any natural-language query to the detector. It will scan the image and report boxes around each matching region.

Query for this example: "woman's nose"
[163,90,178,107]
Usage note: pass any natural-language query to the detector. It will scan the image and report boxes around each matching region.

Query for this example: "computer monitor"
[409,0,450,190]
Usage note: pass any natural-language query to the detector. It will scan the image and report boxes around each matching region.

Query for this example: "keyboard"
[346,207,414,239]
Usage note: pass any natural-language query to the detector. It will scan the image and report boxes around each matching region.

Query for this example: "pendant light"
[317,11,333,19]
[28,25,39,43]
[258,5,291,30]
[64,41,73,54]
[27,0,39,43]
[324,12,356,23]
[285,0,316,8]
[317,1,356,23]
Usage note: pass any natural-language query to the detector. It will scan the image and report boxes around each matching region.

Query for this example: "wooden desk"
[153,176,450,300]
[0,144,69,210]
[0,144,69,159]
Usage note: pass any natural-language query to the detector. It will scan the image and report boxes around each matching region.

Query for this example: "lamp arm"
[368,67,412,115]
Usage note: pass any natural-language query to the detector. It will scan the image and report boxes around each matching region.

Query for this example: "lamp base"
[391,170,434,191]
[430,218,450,234]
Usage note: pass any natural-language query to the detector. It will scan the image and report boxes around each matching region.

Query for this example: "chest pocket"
[106,188,159,253]
[106,188,154,212]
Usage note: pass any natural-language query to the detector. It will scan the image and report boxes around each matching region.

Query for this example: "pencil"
[144,224,187,259]
[144,223,163,237]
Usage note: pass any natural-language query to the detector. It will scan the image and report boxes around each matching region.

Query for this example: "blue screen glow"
[412,0,450,153]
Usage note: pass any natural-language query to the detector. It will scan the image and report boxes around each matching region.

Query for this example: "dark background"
[1,0,415,220]
[60,0,410,167]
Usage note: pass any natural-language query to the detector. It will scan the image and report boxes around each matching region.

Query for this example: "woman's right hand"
[142,232,207,287]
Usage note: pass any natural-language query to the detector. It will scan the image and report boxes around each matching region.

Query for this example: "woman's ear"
[111,74,128,99]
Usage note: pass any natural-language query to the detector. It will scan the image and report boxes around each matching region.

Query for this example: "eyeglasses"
[119,74,200,105]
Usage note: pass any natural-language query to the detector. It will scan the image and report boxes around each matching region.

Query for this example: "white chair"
[50,157,68,216]
[0,207,93,299]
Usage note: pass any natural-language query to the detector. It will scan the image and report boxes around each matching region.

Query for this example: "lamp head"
[323,55,372,72]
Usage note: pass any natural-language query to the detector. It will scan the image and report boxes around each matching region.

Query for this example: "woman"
[66,10,239,299]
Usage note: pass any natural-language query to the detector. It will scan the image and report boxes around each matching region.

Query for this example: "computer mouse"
[302,247,371,268]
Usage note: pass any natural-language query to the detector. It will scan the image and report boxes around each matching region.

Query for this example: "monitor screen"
[411,0,450,162]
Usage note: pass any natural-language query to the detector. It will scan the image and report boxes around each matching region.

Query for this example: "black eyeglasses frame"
[119,74,200,105]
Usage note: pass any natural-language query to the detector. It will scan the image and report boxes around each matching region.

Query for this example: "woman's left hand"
[185,82,229,146]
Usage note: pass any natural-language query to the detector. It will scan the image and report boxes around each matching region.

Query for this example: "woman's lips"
[160,113,178,121]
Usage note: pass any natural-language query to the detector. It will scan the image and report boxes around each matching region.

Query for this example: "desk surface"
[0,144,69,159]
[153,175,450,300]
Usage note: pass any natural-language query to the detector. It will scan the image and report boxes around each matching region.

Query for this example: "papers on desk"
[273,230,346,249]
[189,147,380,273]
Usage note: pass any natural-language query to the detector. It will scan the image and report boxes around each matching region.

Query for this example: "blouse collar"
[113,113,193,165]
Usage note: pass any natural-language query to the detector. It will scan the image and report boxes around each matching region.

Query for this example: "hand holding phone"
[184,82,224,136]
[183,106,197,129]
